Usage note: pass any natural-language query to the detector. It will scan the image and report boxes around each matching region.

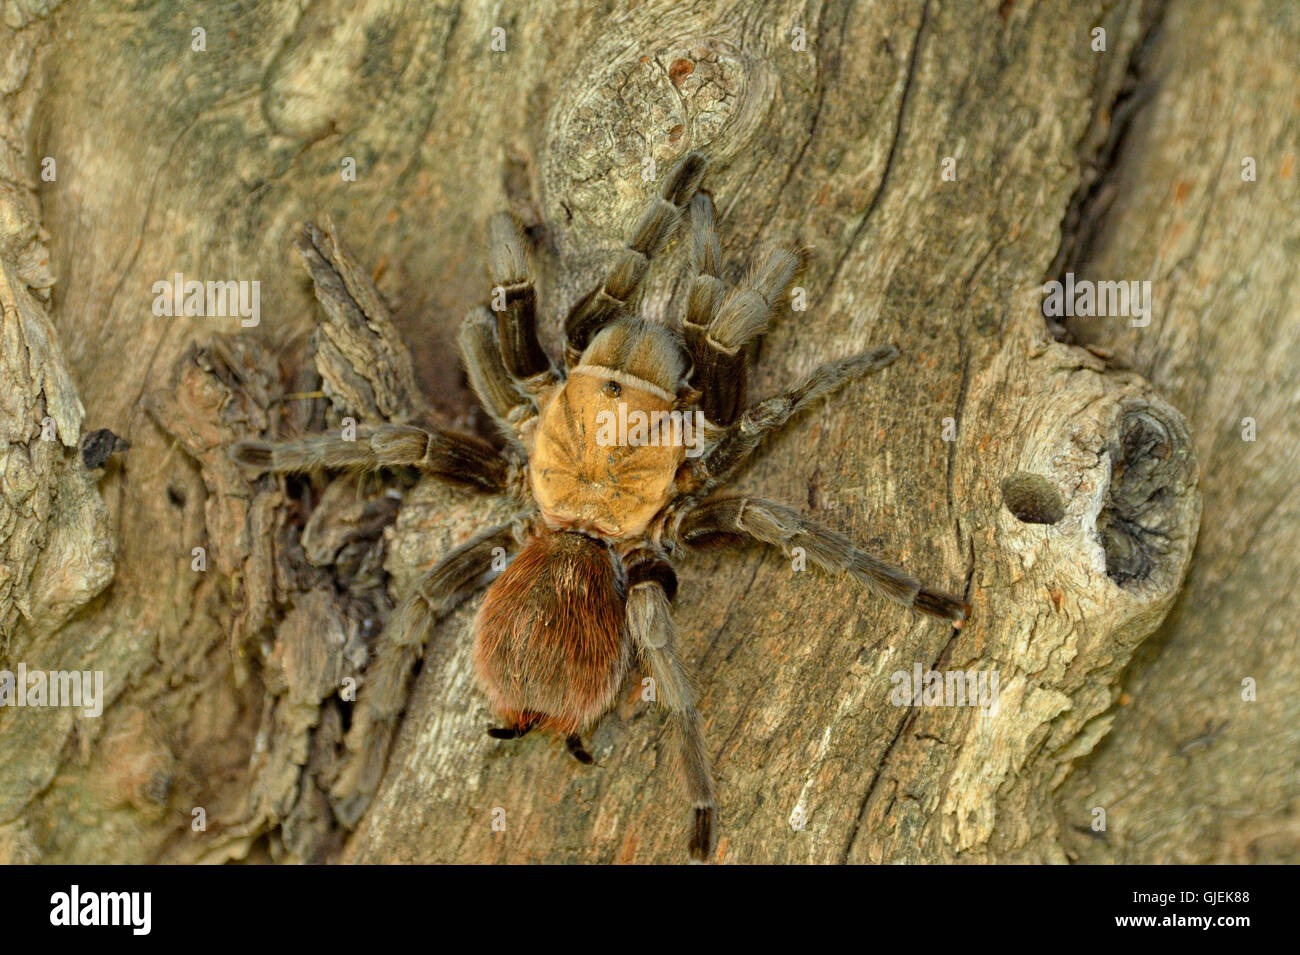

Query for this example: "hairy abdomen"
[473,530,629,735]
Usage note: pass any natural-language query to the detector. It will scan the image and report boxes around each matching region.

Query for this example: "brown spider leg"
[690,346,899,495]
[681,191,741,425]
[674,496,968,626]
[625,556,717,861]
[565,735,594,764]
[332,523,517,826]
[459,306,539,446]
[684,197,807,426]
[488,212,553,380]
[231,421,510,492]
[563,151,707,366]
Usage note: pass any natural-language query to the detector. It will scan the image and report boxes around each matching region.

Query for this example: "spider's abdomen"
[530,369,686,539]
[472,530,630,735]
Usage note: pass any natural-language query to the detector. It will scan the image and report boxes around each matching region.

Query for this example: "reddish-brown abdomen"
[473,530,629,735]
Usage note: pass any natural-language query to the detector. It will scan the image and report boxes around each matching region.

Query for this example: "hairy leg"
[625,556,717,861]
[563,152,707,365]
[487,212,553,380]
[332,523,517,825]
[690,345,898,494]
[684,205,806,426]
[681,192,746,425]
[458,306,544,447]
[231,420,510,492]
[673,496,967,625]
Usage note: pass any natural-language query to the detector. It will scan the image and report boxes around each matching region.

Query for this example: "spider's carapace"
[529,321,690,539]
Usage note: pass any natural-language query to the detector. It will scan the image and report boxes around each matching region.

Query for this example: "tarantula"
[232,152,967,861]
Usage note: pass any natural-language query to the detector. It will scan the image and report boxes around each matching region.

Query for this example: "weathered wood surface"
[0,0,1292,864]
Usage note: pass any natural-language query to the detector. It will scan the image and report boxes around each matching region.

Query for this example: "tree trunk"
[0,0,1294,864]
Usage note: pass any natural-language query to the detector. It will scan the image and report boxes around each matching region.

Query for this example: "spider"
[232,152,967,861]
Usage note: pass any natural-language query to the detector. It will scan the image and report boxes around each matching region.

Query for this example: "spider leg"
[459,306,542,446]
[673,495,968,626]
[488,212,554,381]
[691,346,899,495]
[681,191,741,424]
[625,557,717,861]
[231,421,510,492]
[332,523,517,827]
[684,199,806,426]
[563,151,707,365]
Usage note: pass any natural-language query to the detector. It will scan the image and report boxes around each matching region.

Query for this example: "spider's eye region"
[602,379,622,398]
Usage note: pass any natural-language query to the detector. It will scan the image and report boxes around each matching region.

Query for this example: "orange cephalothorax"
[472,530,630,735]
[530,320,692,539]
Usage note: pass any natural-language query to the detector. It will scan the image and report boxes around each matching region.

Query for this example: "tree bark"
[0,0,1293,864]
